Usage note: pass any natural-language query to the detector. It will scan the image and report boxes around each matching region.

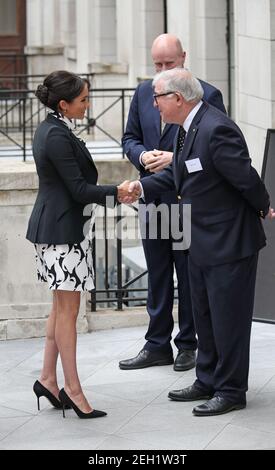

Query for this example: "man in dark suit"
[120,34,226,372]
[125,68,274,416]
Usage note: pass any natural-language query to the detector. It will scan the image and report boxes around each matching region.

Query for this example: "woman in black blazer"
[27,70,128,418]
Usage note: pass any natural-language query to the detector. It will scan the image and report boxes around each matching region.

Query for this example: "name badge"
[185,158,203,173]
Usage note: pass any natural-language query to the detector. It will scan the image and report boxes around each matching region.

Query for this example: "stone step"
[0,307,178,340]
[0,140,124,160]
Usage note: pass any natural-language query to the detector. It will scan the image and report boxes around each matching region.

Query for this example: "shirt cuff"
[139,151,146,167]
[139,181,145,199]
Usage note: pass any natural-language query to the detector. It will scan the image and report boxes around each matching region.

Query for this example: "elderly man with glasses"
[124,68,274,416]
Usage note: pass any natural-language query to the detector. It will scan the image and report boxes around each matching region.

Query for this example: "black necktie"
[177,126,186,153]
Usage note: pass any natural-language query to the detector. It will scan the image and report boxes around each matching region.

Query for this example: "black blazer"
[142,102,270,266]
[26,114,117,244]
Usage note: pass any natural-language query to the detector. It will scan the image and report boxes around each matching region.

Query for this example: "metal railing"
[90,204,149,311]
[0,78,135,160]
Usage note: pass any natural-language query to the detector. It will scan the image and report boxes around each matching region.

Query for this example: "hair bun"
[35,84,49,105]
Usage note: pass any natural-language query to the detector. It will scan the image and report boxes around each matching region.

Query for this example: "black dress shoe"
[174,349,196,371]
[192,396,246,416]
[119,349,174,370]
[168,384,212,402]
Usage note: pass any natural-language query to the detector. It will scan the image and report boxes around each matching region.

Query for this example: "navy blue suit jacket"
[141,102,270,266]
[122,78,226,204]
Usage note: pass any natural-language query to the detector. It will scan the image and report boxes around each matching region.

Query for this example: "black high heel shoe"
[33,380,70,410]
[59,388,107,419]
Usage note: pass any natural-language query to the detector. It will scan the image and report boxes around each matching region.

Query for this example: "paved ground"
[0,322,275,450]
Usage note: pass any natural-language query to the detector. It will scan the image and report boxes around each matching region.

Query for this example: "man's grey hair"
[153,68,204,102]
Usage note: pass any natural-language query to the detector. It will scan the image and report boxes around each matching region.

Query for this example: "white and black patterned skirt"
[34,238,94,291]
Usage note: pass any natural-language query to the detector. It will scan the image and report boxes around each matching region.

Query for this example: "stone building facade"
[21,0,275,171]
[1,0,275,338]
[2,0,274,168]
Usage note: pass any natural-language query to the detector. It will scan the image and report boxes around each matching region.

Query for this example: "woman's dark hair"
[35,70,90,112]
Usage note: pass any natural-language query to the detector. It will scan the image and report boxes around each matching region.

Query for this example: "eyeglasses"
[153,91,176,104]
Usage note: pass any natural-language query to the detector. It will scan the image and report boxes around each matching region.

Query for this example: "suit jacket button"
[177,195,181,200]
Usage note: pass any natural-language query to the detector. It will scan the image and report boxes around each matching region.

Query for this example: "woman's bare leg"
[55,290,92,413]
[39,291,60,398]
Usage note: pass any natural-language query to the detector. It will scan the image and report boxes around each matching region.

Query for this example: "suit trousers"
[141,212,197,353]
[189,253,258,403]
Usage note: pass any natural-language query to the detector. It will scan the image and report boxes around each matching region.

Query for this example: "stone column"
[26,0,62,48]
[26,0,65,74]
[60,0,76,48]
[233,0,274,171]
[116,0,130,66]
[167,0,191,63]
[117,0,164,85]
[75,0,90,72]
[60,0,77,70]
[76,0,117,73]
[140,0,165,78]
[26,0,44,47]
[93,0,117,64]
[167,0,228,107]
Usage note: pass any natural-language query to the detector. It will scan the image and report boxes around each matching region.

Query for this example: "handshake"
[117,180,142,204]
